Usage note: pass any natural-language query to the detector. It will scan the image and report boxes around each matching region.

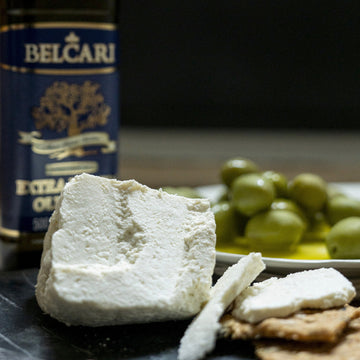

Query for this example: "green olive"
[326,195,360,225]
[212,202,238,245]
[288,173,327,212]
[162,186,200,199]
[220,157,259,187]
[325,217,360,259]
[262,171,288,198]
[230,174,275,217]
[270,198,308,227]
[302,211,330,242]
[245,210,305,252]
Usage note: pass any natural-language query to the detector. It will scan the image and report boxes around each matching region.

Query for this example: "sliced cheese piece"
[36,173,216,326]
[178,253,265,360]
[232,268,356,324]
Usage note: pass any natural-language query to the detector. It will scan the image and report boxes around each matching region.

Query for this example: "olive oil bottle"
[0,0,120,257]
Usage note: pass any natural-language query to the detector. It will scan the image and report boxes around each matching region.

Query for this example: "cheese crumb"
[232,268,356,324]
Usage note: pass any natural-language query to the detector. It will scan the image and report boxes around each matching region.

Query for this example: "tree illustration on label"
[31,81,112,159]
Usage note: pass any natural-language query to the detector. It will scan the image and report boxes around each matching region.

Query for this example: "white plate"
[215,251,360,277]
[197,183,360,292]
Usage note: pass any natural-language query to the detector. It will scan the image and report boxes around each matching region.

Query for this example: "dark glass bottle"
[0,0,120,266]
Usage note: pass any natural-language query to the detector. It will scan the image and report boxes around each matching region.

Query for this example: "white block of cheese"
[36,173,216,326]
[178,253,265,360]
[232,267,356,324]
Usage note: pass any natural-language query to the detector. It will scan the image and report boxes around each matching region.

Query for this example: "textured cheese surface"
[232,268,356,324]
[178,253,265,360]
[36,173,216,326]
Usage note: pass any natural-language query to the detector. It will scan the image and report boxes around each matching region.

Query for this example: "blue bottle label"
[0,23,120,237]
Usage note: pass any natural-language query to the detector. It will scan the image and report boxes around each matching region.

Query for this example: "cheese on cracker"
[232,268,356,324]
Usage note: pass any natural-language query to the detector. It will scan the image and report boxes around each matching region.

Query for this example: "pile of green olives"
[212,157,360,259]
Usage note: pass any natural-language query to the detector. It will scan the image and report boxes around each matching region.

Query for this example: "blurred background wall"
[120,0,359,129]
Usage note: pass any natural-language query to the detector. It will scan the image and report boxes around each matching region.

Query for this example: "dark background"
[120,1,360,129]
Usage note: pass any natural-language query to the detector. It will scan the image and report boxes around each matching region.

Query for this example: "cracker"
[254,318,360,360]
[220,305,360,343]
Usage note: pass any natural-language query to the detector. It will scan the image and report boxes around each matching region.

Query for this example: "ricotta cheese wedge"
[178,253,265,360]
[36,173,216,326]
[232,268,356,324]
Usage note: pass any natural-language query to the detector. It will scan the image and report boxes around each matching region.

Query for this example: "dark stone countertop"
[0,268,256,360]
